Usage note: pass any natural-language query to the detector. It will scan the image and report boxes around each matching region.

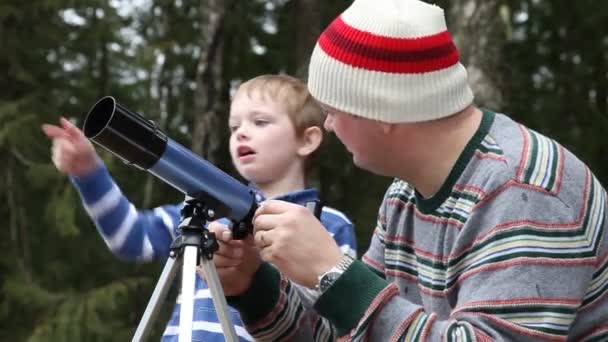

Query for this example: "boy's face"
[228,93,302,184]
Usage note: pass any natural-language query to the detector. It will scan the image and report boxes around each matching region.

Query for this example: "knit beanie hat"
[308,0,474,123]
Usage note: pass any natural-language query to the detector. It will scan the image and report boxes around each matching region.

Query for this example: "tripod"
[132,199,238,342]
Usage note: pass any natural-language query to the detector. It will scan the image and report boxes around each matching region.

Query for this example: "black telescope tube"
[84,96,167,170]
[83,96,257,237]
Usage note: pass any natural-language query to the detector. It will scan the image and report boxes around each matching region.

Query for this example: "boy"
[42,74,357,341]
[212,0,608,341]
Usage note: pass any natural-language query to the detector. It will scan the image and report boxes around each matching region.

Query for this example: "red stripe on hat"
[318,16,460,74]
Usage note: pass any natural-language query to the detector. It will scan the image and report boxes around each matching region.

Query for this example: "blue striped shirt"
[71,164,357,341]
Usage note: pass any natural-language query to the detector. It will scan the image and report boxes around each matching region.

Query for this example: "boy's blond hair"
[232,74,326,176]
[233,74,325,137]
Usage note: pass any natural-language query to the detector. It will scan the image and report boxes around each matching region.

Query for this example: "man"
[212,0,608,340]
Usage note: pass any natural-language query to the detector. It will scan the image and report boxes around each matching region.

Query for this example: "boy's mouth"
[237,145,256,158]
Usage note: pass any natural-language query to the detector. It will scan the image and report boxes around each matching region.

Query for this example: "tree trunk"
[98,31,110,99]
[446,0,508,110]
[5,156,32,281]
[141,56,167,208]
[294,0,322,79]
[191,0,226,164]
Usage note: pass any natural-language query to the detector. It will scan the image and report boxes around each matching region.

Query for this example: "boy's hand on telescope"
[253,200,343,289]
[200,221,262,296]
[42,117,100,177]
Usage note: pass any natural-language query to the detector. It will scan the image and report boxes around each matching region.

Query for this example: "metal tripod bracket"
[131,199,238,342]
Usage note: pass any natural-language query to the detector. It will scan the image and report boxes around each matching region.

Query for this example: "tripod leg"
[132,254,181,342]
[178,245,198,342]
[199,257,238,342]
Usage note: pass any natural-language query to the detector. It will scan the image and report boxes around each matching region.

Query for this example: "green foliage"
[0,0,171,340]
[44,182,80,237]
[3,270,59,312]
[19,276,151,342]
[504,0,608,183]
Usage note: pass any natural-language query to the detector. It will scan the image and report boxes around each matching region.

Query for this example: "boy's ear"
[297,126,323,157]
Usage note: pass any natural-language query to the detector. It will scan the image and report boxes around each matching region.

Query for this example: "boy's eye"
[229,125,239,133]
[254,119,269,126]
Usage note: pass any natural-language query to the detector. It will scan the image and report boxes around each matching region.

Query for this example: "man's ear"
[297,126,323,157]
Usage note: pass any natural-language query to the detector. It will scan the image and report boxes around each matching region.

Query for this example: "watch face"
[320,272,341,292]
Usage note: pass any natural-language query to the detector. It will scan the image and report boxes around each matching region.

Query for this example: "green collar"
[415,109,495,214]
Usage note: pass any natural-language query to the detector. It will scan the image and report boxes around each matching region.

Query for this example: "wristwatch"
[316,254,355,293]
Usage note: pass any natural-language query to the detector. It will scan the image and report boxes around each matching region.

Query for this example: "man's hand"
[252,200,343,289]
[198,221,262,296]
[42,117,100,177]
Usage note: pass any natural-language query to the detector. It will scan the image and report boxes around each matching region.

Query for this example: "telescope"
[82,96,257,239]
[83,96,262,341]
[82,96,321,342]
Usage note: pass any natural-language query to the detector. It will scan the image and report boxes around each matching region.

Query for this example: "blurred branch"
[10,147,36,167]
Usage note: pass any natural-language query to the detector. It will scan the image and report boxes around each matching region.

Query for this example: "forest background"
[1,0,606,340]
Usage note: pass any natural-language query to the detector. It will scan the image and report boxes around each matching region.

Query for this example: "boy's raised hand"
[42,117,100,177]
[200,221,262,296]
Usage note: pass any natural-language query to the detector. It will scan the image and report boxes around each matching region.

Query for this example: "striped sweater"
[70,165,357,342]
[229,110,608,341]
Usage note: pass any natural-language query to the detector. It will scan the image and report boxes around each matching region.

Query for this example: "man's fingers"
[259,246,274,263]
[252,200,311,232]
[253,200,298,220]
[253,208,297,234]
[254,230,272,248]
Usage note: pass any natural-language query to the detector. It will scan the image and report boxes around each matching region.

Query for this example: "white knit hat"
[308,0,474,123]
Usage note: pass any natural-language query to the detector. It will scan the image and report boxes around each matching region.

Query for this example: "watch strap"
[316,254,355,292]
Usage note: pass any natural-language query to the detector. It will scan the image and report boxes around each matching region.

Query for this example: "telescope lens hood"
[84,96,167,170]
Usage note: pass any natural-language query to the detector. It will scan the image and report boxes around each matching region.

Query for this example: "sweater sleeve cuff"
[226,262,281,324]
[313,260,389,336]
[70,161,107,184]
[69,162,113,200]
